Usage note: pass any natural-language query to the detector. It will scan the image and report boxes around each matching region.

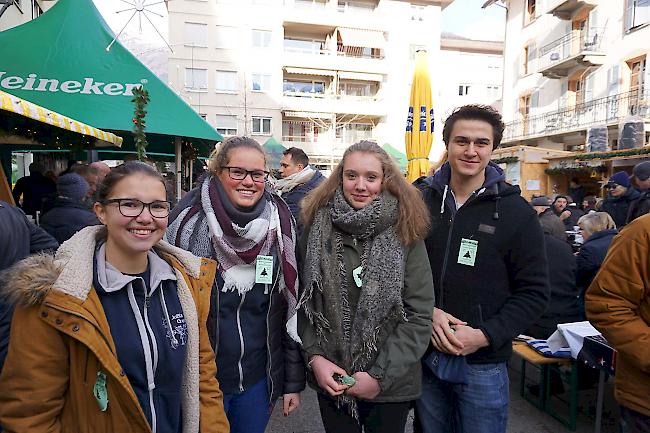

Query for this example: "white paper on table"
[548,321,600,359]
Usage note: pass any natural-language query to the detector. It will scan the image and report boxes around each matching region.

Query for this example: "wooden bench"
[512,341,578,431]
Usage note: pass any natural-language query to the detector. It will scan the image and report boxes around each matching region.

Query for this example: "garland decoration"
[545,165,607,176]
[131,86,150,161]
[492,156,519,165]
[576,146,650,161]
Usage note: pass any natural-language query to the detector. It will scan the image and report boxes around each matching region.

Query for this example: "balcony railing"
[283,46,385,60]
[503,90,650,142]
[536,27,604,76]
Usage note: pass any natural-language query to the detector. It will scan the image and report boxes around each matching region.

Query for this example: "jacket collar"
[95,243,177,294]
[53,225,203,301]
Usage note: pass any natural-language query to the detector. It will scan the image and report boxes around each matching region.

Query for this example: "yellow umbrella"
[405,50,433,182]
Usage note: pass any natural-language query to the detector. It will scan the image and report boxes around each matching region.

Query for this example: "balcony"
[503,90,650,143]
[283,47,387,74]
[282,92,386,116]
[537,28,605,78]
[547,0,597,20]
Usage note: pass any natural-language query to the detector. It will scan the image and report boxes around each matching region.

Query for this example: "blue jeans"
[415,362,509,433]
[223,378,272,433]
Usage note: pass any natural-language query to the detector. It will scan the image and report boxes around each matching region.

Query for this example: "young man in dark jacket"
[414,105,549,433]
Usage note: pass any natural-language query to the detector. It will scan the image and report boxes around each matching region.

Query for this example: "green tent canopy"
[382,143,407,171]
[262,137,286,170]
[0,0,222,150]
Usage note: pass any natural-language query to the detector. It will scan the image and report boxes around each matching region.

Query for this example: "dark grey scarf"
[300,189,406,413]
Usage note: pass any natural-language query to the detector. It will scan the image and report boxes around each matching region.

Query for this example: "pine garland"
[545,165,607,175]
[492,156,519,165]
[132,87,150,161]
[575,146,650,161]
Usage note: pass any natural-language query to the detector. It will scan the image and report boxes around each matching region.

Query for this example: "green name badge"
[353,266,363,288]
[93,371,109,412]
[457,238,478,267]
[255,255,274,284]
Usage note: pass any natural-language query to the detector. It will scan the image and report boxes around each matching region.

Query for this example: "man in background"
[602,171,639,228]
[627,161,650,224]
[11,162,56,219]
[275,147,324,235]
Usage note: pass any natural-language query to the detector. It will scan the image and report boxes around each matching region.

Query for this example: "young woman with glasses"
[166,136,304,433]
[0,161,229,433]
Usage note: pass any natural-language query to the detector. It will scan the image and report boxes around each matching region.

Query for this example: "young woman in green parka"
[298,141,435,433]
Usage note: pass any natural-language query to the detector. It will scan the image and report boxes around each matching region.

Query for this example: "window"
[338,1,376,13]
[522,43,535,75]
[283,79,325,96]
[216,115,238,136]
[339,81,377,97]
[284,38,324,54]
[337,123,373,142]
[486,85,501,99]
[525,0,536,24]
[411,4,426,21]
[252,29,272,48]
[184,68,208,90]
[184,22,208,47]
[626,0,650,32]
[215,26,237,49]
[458,85,471,96]
[252,117,272,134]
[216,70,238,92]
[252,73,272,92]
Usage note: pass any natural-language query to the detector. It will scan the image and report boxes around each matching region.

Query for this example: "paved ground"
[267,359,620,433]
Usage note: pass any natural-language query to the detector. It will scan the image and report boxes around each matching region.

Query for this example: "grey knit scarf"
[300,189,406,414]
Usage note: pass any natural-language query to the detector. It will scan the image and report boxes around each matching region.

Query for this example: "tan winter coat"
[586,214,650,417]
[0,226,229,433]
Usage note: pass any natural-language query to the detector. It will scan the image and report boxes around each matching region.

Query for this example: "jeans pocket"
[462,363,509,410]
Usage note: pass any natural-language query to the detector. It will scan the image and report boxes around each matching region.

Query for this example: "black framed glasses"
[222,166,269,183]
[102,198,172,218]
[604,184,618,190]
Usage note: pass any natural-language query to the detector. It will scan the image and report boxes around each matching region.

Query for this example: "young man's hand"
[431,308,466,355]
[452,325,490,356]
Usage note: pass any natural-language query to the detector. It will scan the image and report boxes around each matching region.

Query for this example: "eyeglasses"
[101,198,171,218]
[604,184,618,190]
[222,166,269,183]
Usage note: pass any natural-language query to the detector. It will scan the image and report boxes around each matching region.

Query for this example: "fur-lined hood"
[0,225,206,308]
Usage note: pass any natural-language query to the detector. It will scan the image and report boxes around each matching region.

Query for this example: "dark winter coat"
[281,171,325,226]
[626,189,650,224]
[11,172,56,217]
[168,188,305,403]
[415,162,550,364]
[576,229,618,294]
[603,187,641,228]
[40,197,100,244]
[526,233,583,339]
[0,201,58,375]
[538,208,567,241]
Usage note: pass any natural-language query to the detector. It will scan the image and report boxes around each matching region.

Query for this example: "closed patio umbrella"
[405,50,433,182]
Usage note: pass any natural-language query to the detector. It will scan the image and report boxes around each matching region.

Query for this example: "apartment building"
[497,0,650,153]
[0,0,53,31]
[167,0,453,170]
[436,33,503,151]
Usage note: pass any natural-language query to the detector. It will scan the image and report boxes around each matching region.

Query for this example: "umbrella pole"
[175,136,182,203]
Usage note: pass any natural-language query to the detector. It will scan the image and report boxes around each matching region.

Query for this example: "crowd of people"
[0,104,648,433]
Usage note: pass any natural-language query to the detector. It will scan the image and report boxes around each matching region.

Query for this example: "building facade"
[0,0,53,31]
[495,0,650,196]
[167,0,453,170]
[436,33,503,152]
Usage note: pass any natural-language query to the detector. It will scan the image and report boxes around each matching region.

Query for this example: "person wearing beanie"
[627,161,650,224]
[602,171,639,228]
[40,173,99,243]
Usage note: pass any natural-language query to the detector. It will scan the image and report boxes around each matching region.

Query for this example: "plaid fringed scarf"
[299,189,406,417]
[167,175,300,342]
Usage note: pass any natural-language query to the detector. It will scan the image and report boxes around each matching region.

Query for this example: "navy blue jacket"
[281,171,325,238]
[576,229,617,293]
[94,247,188,433]
[0,201,58,374]
[603,188,641,228]
[415,163,550,364]
[40,197,99,244]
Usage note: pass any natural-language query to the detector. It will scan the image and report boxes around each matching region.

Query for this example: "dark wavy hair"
[442,104,505,149]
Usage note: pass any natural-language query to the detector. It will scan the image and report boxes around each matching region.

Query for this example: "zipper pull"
[145,295,151,308]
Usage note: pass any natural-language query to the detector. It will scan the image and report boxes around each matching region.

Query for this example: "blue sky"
[442,0,506,41]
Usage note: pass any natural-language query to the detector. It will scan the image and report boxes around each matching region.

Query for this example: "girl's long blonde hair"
[300,141,430,245]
